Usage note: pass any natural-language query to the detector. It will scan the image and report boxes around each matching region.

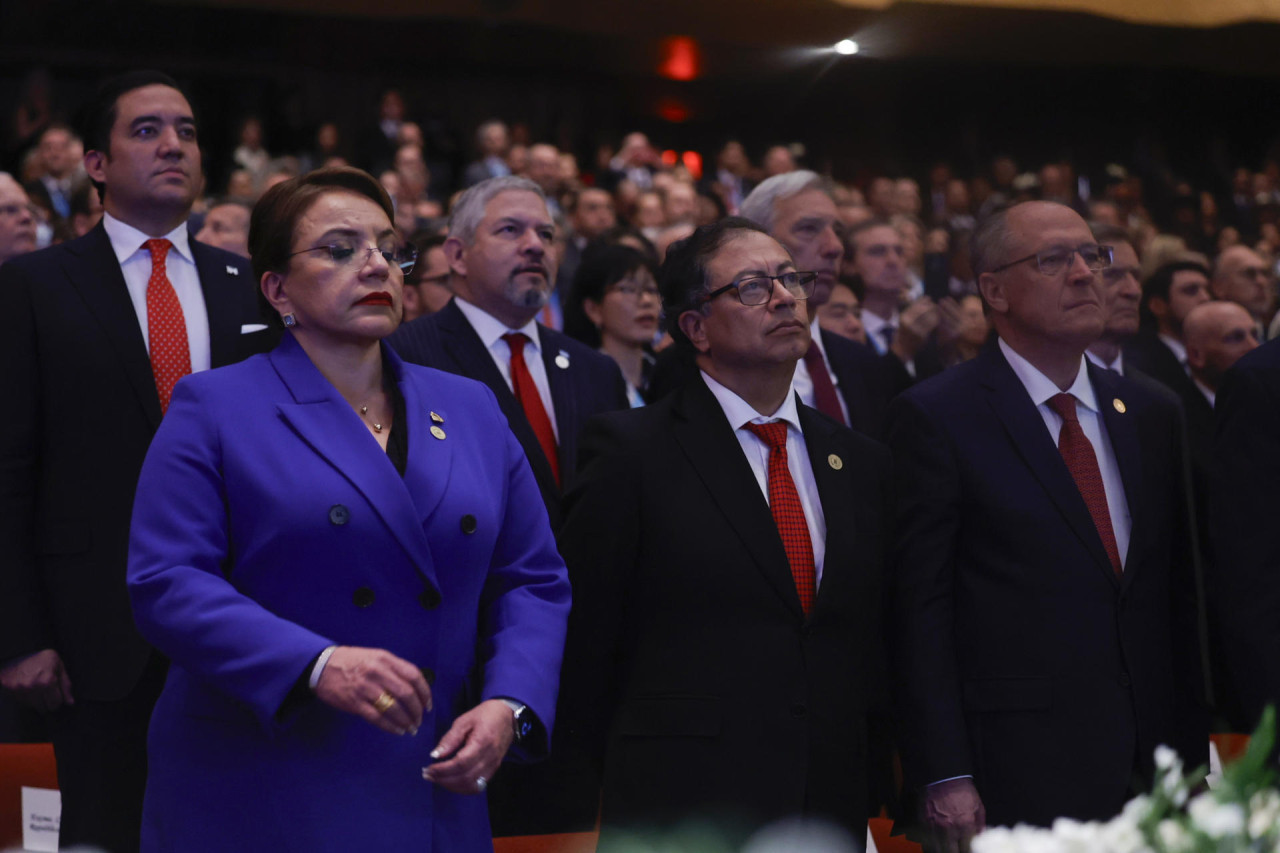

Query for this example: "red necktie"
[1047,393,1122,575]
[144,238,191,414]
[743,421,817,615]
[502,333,561,488]
[802,342,847,426]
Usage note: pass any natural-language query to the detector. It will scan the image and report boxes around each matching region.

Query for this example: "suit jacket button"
[460,514,477,534]
[420,667,436,686]
[419,587,442,610]
[329,505,350,525]
[353,587,375,608]
[1118,671,1132,688]
[789,703,807,718]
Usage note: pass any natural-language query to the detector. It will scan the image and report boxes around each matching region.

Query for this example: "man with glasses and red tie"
[556,217,893,849]
[387,175,626,836]
[0,70,272,852]
[886,201,1206,850]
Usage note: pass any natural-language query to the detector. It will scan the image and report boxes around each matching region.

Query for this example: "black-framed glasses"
[607,278,660,299]
[990,244,1113,276]
[289,242,418,274]
[701,271,818,306]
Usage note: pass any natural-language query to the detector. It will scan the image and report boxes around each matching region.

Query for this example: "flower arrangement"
[973,707,1280,853]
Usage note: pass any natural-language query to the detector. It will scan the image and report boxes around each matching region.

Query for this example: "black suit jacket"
[557,377,893,844]
[386,298,627,530]
[886,342,1206,828]
[1125,332,1198,401]
[1210,338,1280,726]
[0,222,274,700]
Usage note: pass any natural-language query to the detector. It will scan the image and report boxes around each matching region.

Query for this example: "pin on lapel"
[430,426,447,440]
[430,411,444,424]
[828,454,843,471]
[555,350,570,369]
[226,266,239,276]
[1113,398,1126,414]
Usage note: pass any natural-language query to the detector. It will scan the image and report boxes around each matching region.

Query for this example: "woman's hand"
[422,699,516,794]
[314,646,432,736]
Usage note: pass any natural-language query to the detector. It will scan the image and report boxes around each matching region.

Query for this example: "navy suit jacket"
[0,221,273,700]
[558,377,893,844]
[886,342,1206,828]
[386,298,628,529]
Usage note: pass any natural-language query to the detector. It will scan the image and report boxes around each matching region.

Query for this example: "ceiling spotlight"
[834,39,859,55]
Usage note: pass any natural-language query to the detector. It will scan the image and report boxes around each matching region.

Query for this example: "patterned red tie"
[743,421,817,615]
[1047,393,1122,575]
[144,238,191,414]
[502,333,561,488]
[802,342,847,426]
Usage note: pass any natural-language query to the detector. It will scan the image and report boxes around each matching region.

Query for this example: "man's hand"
[892,296,941,363]
[922,777,986,853]
[314,646,431,736]
[0,649,73,712]
[422,699,516,795]
[934,296,964,348]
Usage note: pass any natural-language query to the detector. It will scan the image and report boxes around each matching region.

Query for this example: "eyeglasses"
[289,241,418,274]
[0,203,36,218]
[990,244,1114,276]
[701,271,818,306]
[608,279,660,299]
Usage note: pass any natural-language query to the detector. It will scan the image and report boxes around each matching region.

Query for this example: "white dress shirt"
[104,212,211,374]
[700,370,827,584]
[454,297,560,440]
[1085,348,1124,376]
[1000,338,1131,568]
[1158,333,1190,375]
[863,308,916,376]
[1193,378,1216,408]
[791,318,851,424]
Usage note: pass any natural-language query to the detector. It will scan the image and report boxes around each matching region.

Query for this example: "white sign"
[21,786,60,852]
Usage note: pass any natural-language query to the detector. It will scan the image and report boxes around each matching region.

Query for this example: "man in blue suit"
[887,201,1206,848]
[0,70,273,851]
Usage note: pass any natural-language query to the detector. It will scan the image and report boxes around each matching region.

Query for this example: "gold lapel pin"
[1113,398,1126,414]
[828,454,843,471]
[430,411,444,424]
[430,426,447,440]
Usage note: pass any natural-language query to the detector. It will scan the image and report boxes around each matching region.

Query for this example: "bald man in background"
[0,174,38,266]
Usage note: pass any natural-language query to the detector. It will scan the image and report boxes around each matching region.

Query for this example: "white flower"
[1250,789,1280,839]
[1098,814,1147,853]
[1154,744,1178,770]
[1187,792,1246,838]
[1156,818,1192,853]
[1120,794,1153,823]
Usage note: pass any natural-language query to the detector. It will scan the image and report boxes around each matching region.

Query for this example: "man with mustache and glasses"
[388,176,626,835]
[556,218,893,849]
[0,69,272,852]
[887,201,1206,850]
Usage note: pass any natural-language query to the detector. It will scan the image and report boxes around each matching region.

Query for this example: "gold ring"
[374,692,397,714]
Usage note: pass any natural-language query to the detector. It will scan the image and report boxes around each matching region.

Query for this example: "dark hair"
[598,225,658,263]
[563,242,659,347]
[249,166,396,326]
[659,216,770,350]
[78,70,189,199]
[406,229,448,286]
[1091,224,1132,250]
[844,217,894,260]
[1144,259,1211,304]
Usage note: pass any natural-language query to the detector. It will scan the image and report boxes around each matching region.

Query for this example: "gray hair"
[740,170,829,233]
[448,176,547,246]
[969,203,1019,276]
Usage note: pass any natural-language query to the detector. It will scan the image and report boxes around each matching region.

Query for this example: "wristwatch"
[500,698,533,744]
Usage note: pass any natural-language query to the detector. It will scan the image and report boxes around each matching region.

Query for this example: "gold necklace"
[359,404,384,433]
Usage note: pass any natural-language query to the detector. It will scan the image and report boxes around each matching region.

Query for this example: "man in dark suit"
[386,176,625,836]
[387,175,627,532]
[1124,260,1212,396]
[740,171,899,437]
[887,201,1206,847]
[0,70,273,852]
[1211,335,1280,728]
[558,218,893,849]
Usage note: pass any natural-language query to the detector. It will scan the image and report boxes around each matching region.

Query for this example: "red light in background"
[656,99,692,123]
[658,36,701,81]
[682,150,703,180]
[662,149,678,167]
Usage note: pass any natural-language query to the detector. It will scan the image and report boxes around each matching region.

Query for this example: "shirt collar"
[700,369,802,432]
[1194,377,1216,408]
[1158,333,1188,365]
[999,337,1098,413]
[860,309,898,337]
[808,316,826,357]
[102,211,194,266]
[453,296,542,353]
[1085,348,1124,375]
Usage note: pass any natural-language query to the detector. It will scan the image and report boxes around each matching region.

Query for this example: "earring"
[282,313,297,328]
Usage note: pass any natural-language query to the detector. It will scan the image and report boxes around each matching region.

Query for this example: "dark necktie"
[1047,393,1121,575]
[881,324,896,351]
[743,421,816,615]
[502,333,561,488]
[144,238,191,414]
[802,342,847,426]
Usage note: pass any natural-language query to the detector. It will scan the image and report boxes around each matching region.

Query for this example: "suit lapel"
[979,346,1119,585]
[800,403,859,614]
[435,301,561,495]
[672,379,805,619]
[1092,364,1143,582]
[191,239,241,368]
[539,328,577,477]
[64,224,162,428]
[269,334,440,591]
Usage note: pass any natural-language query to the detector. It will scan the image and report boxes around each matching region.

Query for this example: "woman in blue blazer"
[127,167,570,852]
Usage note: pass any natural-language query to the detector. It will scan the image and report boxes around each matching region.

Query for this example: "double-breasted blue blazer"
[127,332,571,852]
